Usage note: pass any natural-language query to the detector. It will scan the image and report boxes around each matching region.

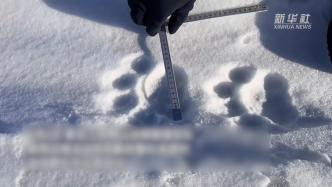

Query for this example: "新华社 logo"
[274,13,312,30]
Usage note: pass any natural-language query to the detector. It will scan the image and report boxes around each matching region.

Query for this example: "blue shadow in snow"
[43,0,151,55]
[0,120,22,134]
[256,0,332,73]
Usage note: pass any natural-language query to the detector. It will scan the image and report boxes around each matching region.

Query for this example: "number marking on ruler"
[159,3,268,121]
[159,26,182,121]
[185,3,267,23]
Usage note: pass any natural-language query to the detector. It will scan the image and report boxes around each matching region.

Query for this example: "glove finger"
[168,0,195,34]
[130,4,146,25]
[168,12,188,34]
[145,20,163,36]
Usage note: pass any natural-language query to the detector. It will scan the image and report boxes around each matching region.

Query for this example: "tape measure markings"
[159,26,182,121]
[185,3,267,23]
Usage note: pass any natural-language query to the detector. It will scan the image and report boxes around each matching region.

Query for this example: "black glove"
[128,0,196,36]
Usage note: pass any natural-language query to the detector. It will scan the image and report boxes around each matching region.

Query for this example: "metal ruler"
[159,3,268,121]
[159,26,182,121]
[184,3,267,23]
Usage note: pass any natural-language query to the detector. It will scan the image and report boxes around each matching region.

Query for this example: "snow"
[0,0,332,186]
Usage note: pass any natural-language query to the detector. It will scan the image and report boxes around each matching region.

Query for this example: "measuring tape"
[159,3,268,121]
[184,3,267,23]
[159,26,182,121]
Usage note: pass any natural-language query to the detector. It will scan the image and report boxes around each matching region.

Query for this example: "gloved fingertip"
[168,0,195,34]
[145,20,164,36]
[168,24,180,34]
[168,15,186,34]
[146,27,159,36]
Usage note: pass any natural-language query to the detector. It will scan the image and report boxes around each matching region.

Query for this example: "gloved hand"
[128,0,196,36]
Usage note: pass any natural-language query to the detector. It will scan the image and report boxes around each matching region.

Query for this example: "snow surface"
[1,0,332,186]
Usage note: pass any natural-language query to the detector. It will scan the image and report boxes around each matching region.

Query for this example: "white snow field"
[1,0,332,186]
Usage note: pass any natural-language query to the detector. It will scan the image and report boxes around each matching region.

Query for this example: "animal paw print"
[94,53,155,118]
[131,63,194,125]
[213,65,257,117]
[204,64,332,166]
[205,64,299,130]
[94,53,195,125]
